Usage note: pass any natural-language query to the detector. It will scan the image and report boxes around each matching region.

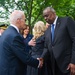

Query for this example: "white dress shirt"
[10,24,19,33]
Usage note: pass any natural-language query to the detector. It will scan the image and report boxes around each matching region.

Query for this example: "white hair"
[9,10,24,24]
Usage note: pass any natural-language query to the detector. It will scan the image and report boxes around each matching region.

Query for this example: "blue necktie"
[51,24,54,42]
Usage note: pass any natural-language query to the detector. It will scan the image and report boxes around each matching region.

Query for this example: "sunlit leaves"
[0,0,75,26]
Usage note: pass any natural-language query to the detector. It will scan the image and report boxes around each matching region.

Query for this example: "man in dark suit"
[0,10,42,75]
[41,7,75,75]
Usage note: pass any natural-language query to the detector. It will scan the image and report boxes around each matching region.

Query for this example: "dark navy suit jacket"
[0,26,39,75]
[41,17,75,73]
[23,34,33,75]
[24,34,33,53]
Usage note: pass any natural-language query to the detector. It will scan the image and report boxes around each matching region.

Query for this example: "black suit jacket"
[41,17,75,73]
[0,26,39,75]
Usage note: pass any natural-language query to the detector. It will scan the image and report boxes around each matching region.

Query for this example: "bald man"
[0,10,42,75]
[41,7,75,75]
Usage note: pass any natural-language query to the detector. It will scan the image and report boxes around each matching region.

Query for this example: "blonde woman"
[26,21,49,75]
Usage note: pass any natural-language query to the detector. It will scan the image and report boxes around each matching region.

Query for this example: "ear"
[17,18,21,23]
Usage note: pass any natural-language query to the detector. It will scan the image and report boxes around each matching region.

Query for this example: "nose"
[44,17,47,21]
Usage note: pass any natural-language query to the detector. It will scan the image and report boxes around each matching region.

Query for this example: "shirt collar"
[10,24,19,33]
[51,16,58,29]
[53,16,58,25]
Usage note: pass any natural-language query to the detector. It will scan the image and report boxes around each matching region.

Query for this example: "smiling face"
[43,8,56,24]
[23,26,30,35]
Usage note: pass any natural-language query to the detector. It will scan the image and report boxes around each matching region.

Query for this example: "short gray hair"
[9,10,24,24]
[43,6,56,13]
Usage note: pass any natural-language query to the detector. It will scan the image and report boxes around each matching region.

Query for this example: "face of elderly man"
[10,10,26,30]
[18,15,26,30]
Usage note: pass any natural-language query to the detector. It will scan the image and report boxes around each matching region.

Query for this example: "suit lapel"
[54,17,61,43]
[47,25,52,43]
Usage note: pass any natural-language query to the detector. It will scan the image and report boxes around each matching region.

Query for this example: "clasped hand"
[67,63,75,75]
[37,58,43,68]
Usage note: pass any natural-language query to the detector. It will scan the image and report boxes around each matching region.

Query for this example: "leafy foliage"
[0,0,75,30]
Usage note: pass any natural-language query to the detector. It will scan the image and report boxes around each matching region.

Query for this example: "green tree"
[0,0,75,31]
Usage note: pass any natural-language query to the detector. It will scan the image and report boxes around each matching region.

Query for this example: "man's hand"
[28,39,36,46]
[67,63,75,75]
[37,58,43,68]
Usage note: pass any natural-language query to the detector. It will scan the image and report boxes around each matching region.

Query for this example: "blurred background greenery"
[0,0,75,32]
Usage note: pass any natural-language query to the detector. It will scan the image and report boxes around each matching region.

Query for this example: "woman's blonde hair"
[33,21,46,40]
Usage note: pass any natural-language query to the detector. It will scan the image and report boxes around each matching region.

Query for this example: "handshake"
[28,39,44,68]
[37,58,44,68]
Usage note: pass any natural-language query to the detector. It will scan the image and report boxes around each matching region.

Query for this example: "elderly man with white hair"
[0,10,43,75]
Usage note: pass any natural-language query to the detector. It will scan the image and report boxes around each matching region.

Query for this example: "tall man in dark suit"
[0,10,42,75]
[41,7,75,75]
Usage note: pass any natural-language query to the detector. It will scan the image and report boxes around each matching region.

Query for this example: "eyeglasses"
[21,18,26,21]
[18,18,26,22]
